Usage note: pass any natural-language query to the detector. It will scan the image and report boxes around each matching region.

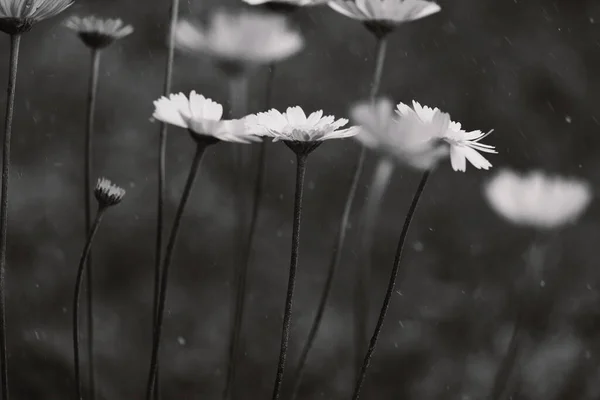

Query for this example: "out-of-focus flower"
[64,16,133,49]
[0,0,73,34]
[245,106,357,154]
[152,91,261,144]
[484,169,592,229]
[94,177,125,208]
[174,10,303,76]
[328,0,441,37]
[396,101,496,172]
[351,97,448,170]
[243,0,328,13]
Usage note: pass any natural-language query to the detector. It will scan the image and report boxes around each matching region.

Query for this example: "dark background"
[2,0,600,398]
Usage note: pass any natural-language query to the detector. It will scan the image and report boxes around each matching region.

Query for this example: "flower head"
[351,97,448,170]
[152,91,261,144]
[245,106,357,155]
[484,169,592,230]
[64,16,133,49]
[0,0,73,34]
[328,0,441,37]
[94,178,125,208]
[395,100,496,172]
[174,10,303,76]
[243,0,328,13]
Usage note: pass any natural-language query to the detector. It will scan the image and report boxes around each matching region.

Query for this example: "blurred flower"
[245,106,357,154]
[152,91,261,144]
[174,10,303,76]
[351,97,448,170]
[94,177,125,208]
[64,15,133,49]
[396,101,496,172]
[243,0,327,5]
[0,0,73,34]
[328,0,440,38]
[484,169,592,229]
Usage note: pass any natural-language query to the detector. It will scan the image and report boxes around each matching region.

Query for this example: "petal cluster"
[245,106,358,142]
[0,0,72,33]
[94,177,125,207]
[484,169,592,230]
[152,91,261,143]
[328,0,440,24]
[64,16,134,49]
[174,10,303,67]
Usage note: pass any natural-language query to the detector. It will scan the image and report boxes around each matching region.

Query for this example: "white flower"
[328,0,441,24]
[351,97,448,170]
[243,0,328,5]
[174,10,303,71]
[484,169,592,230]
[395,100,496,172]
[152,91,261,144]
[64,16,134,49]
[0,0,73,34]
[94,177,125,207]
[245,106,358,142]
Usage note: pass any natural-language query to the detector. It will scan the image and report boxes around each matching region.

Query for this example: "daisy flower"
[245,106,357,154]
[0,0,73,34]
[152,91,261,144]
[395,100,497,172]
[174,10,303,76]
[64,16,134,49]
[484,169,592,230]
[243,0,328,13]
[94,177,125,208]
[351,97,448,170]
[328,0,441,37]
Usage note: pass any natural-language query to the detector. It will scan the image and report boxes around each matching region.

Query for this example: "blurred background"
[2,0,600,398]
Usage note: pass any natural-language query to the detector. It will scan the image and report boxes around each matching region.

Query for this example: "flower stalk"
[0,32,21,400]
[351,170,431,399]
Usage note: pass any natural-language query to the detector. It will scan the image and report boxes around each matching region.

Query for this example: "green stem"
[145,142,208,400]
[84,47,100,400]
[351,170,431,400]
[73,207,106,400]
[271,153,308,400]
[0,33,20,400]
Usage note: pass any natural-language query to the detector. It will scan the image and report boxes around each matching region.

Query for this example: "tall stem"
[0,33,20,400]
[73,207,106,400]
[354,34,388,376]
[223,65,276,400]
[152,1,180,398]
[289,148,366,400]
[83,47,100,400]
[354,157,394,370]
[271,153,308,400]
[351,170,431,400]
[145,142,208,400]
[489,307,523,400]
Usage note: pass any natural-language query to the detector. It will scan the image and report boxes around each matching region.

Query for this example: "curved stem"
[83,47,100,400]
[223,65,276,400]
[271,153,308,400]
[151,1,180,398]
[0,33,21,400]
[351,170,431,400]
[289,147,367,400]
[73,207,106,400]
[354,157,394,371]
[145,143,208,400]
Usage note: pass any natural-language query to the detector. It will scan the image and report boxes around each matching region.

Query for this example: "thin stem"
[223,66,276,400]
[152,1,180,398]
[354,157,394,371]
[83,47,100,400]
[489,307,523,400]
[353,33,389,380]
[289,147,367,400]
[0,33,20,400]
[271,153,308,400]
[73,207,107,400]
[145,142,208,400]
[351,170,431,400]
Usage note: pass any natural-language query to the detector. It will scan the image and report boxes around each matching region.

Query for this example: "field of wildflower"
[0,0,598,399]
